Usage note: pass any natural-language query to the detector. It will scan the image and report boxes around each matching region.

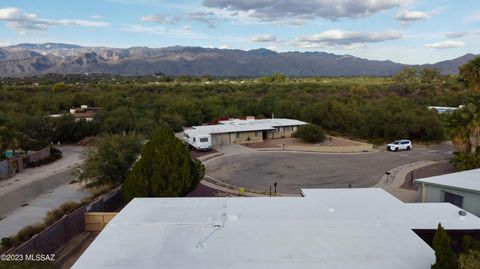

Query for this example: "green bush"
[0,237,13,249]
[292,124,326,143]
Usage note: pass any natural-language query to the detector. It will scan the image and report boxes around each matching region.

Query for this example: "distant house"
[69,105,100,122]
[416,168,480,216]
[428,105,464,114]
[184,117,307,147]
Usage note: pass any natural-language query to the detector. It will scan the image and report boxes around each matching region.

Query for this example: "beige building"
[189,117,307,147]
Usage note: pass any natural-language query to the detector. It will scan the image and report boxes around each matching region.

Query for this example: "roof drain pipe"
[196,203,227,249]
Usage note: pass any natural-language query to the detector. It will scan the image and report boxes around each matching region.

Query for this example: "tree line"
[0,65,475,154]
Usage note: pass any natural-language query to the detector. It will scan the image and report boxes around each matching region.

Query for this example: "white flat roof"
[189,118,307,135]
[73,188,480,269]
[415,168,480,193]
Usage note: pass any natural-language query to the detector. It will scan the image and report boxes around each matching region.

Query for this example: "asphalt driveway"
[205,144,453,195]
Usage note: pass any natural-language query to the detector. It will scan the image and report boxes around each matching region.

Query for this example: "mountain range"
[0,43,476,77]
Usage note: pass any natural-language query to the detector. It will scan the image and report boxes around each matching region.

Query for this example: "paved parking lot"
[205,144,453,195]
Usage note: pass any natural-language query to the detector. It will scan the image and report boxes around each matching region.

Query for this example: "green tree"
[421,68,442,84]
[459,250,480,269]
[394,67,417,83]
[0,112,17,155]
[78,133,143,188]
[431,223,458,269]
[292,124,326,143]
[122,128,204,200]
[462,235,480,253]
[459,56,480,91]
[448,103,480,170]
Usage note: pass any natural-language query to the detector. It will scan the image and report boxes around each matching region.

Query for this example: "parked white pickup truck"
[386,140,412,151]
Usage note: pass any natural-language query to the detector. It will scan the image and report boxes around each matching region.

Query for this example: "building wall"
[211,133,232,146]
[234,131,263,144]
[210,125,301,146]
[418,183,480,216]
[271,126,298,139]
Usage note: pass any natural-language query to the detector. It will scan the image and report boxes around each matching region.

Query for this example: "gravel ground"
[401,161,456,190]
[187,183,232,197]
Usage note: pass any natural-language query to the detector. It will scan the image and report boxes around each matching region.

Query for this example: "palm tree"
[460,56,480,91]
[449,103,480,154]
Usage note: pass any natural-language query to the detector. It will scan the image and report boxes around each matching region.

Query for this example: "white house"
[416,168,480,216]
[73,188,480,269]
[184,117,307,148]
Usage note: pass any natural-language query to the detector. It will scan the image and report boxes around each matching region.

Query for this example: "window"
[193,138,196,142]
[275,128,280,132]
[255,131,260,137]
[200,137,208,142]
[236,133,240,138]
[285,126,292,131]
[444,191,463,208]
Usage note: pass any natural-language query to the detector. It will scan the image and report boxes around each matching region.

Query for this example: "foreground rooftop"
[73,188,480,269]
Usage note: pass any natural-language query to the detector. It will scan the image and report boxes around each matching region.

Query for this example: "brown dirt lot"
[190,149,218,159]
[273,136,361,147]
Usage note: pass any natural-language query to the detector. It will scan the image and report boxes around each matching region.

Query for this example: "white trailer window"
[200,137,208,142]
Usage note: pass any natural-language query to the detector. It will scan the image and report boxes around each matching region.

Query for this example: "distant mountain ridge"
[0,43,476,77]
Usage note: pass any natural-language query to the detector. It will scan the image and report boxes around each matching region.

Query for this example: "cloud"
[141,14,177,24]
[293,29,402,49]
[446,31,468,39]
[48,19,110,27]
[0,7,110,33]
[395,10,430,21]
[202,0,409,21]
[251,34,276,42]
[464,10,480,23]
[141,12,216,28]
[425,40,465,49]
[91,15,106,20]
[188,12,216,28]
[0,7,48,31]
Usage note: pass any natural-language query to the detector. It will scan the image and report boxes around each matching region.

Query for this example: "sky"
[0,0,479,64]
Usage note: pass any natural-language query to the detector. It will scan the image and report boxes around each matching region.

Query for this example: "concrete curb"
[374,160,438,203]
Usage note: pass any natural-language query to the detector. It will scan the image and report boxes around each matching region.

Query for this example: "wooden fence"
[85,213,117,232]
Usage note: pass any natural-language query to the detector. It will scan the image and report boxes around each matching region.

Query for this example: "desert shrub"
[292,124,326,143]
[43,201,81,225]
[13,224,45,244]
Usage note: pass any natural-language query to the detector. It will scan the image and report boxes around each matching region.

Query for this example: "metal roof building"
[73,188,480,269]
[416,168,480,216]
[190,118,308,135]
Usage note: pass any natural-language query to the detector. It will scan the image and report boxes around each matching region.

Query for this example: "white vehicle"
[386,139,412,151]
[183,130,212,151]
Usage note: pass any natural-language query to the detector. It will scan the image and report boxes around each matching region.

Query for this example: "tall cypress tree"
[122,128,204,200]
[432,223,458,269]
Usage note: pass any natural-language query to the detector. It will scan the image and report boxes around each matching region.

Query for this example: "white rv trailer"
[183,129,212,151]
